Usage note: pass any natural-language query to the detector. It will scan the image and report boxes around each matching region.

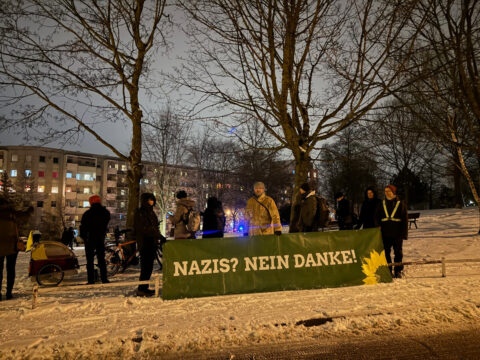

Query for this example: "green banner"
[162,228,392,300]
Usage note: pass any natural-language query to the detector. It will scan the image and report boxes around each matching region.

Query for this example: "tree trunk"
[289,155,311,230]
[453,156,463,208]
[126,113,143,231]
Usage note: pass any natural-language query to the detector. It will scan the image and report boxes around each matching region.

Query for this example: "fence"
[389,257,480,277]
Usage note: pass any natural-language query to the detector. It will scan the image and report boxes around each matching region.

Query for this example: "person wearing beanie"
[80,195,111,284]
[335,192,355,230]
[296,182,318,232]
[134,193,161,297]
[356,187,381,229]
[376,184,409,278]
[244,181,282,236]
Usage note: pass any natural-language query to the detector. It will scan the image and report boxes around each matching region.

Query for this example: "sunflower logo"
[361,250,390,285]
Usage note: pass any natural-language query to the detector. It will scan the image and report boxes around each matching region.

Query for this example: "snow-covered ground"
[1,208,480,359]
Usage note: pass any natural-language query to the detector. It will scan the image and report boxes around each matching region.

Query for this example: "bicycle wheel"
[105,248,122,276]
[155,246,163,271]
[36,264,64,286]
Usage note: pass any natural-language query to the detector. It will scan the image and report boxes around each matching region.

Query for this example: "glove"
[274,231,282,236]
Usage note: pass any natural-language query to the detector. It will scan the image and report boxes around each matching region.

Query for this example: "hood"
[207,197,219,209]
[177,198,195,209]
[364,187,378,200]
[140,193,156,207]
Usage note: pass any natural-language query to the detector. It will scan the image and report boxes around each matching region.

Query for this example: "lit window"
[144,179,149,184]
[11,154,18,162]
[66,172,73,179]
[25,185,31,192]
[38,185,45,193]
[120,189,126,195]
[25,169,32,177]
[84,174,91,181]
[66,186,72,193]
[121,164,127,171]
[185,172,188,176]
[313,172,317,178]
[51,186,58,194]
[75,216,79,221]
[38,170,45,177]
[83,201,89,208]
[76,174,81,180]
[120,201,125,208]
[83,187,90,194]
[10,169,17,177]
[52,172,58,178]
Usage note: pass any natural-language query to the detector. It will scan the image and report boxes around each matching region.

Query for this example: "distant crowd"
[0,181,408,300]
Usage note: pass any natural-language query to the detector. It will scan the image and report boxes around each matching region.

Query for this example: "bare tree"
[176,0,425,220]
[142,107,192,234]
[394,0,480,231]
[0,0,169,228]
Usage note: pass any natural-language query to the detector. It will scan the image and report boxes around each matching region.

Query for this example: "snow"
[1,208,480,359]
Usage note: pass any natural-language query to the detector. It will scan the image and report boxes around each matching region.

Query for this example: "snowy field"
[1,208,480,359]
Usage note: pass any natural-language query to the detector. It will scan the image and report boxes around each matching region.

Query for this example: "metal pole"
[441,257,446,277]
[32,284,38,309]
[155,274,160,297]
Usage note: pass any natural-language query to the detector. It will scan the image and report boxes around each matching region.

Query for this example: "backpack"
[185,209,201,232]
[315,196,330,228]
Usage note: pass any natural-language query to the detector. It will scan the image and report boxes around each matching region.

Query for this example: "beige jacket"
[245,193,282,236]
[172,198,196,239]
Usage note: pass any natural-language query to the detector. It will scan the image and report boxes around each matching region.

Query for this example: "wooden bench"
[408,212,420,229]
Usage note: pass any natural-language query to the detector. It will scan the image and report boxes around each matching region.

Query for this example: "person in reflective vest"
[375,185,408,278]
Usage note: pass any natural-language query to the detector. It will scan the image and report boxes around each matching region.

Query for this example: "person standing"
[244,182,282,236]
[296,182,318,232]
[356,187,381,229]
[80,195,110,284]
[335,192,355,230]
[172,190,196,239]
[0,197,33,301]
[202,196,225,239]
[376,185,408,278]
[134,193,161,297]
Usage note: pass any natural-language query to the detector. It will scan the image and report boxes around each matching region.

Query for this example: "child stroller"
[29,241,80,286]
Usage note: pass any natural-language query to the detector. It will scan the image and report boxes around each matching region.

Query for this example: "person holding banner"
[244,182,282,236]
[296,182,318,232]
[377,185,408,278]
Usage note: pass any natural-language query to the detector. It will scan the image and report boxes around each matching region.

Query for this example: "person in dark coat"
[335,192,355,230]
[172,190,197,239]
[61,227,75,249]
[134,193,161,297]
[375,185,408,278]
[356,187,381,229]
[202,197,225,239]
[297,182,318,232]
[0,197,33,300]
[80,195,111,284]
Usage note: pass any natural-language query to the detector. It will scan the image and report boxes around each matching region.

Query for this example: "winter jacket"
[376,198,408,240]
[0,202,32,257]
[172,198,196,239]
[336,198,354,230]
[245,193,282,236]
[80,203,110,244]
[357,191,381,229]
[297,191,318,232]
[134,193,161,251]
[202,199,225,239]
[288,192,302,233]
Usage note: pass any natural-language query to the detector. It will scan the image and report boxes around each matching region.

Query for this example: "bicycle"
[105,229,138,276]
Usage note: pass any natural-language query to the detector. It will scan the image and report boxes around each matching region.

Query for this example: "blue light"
[228,127,237,134]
